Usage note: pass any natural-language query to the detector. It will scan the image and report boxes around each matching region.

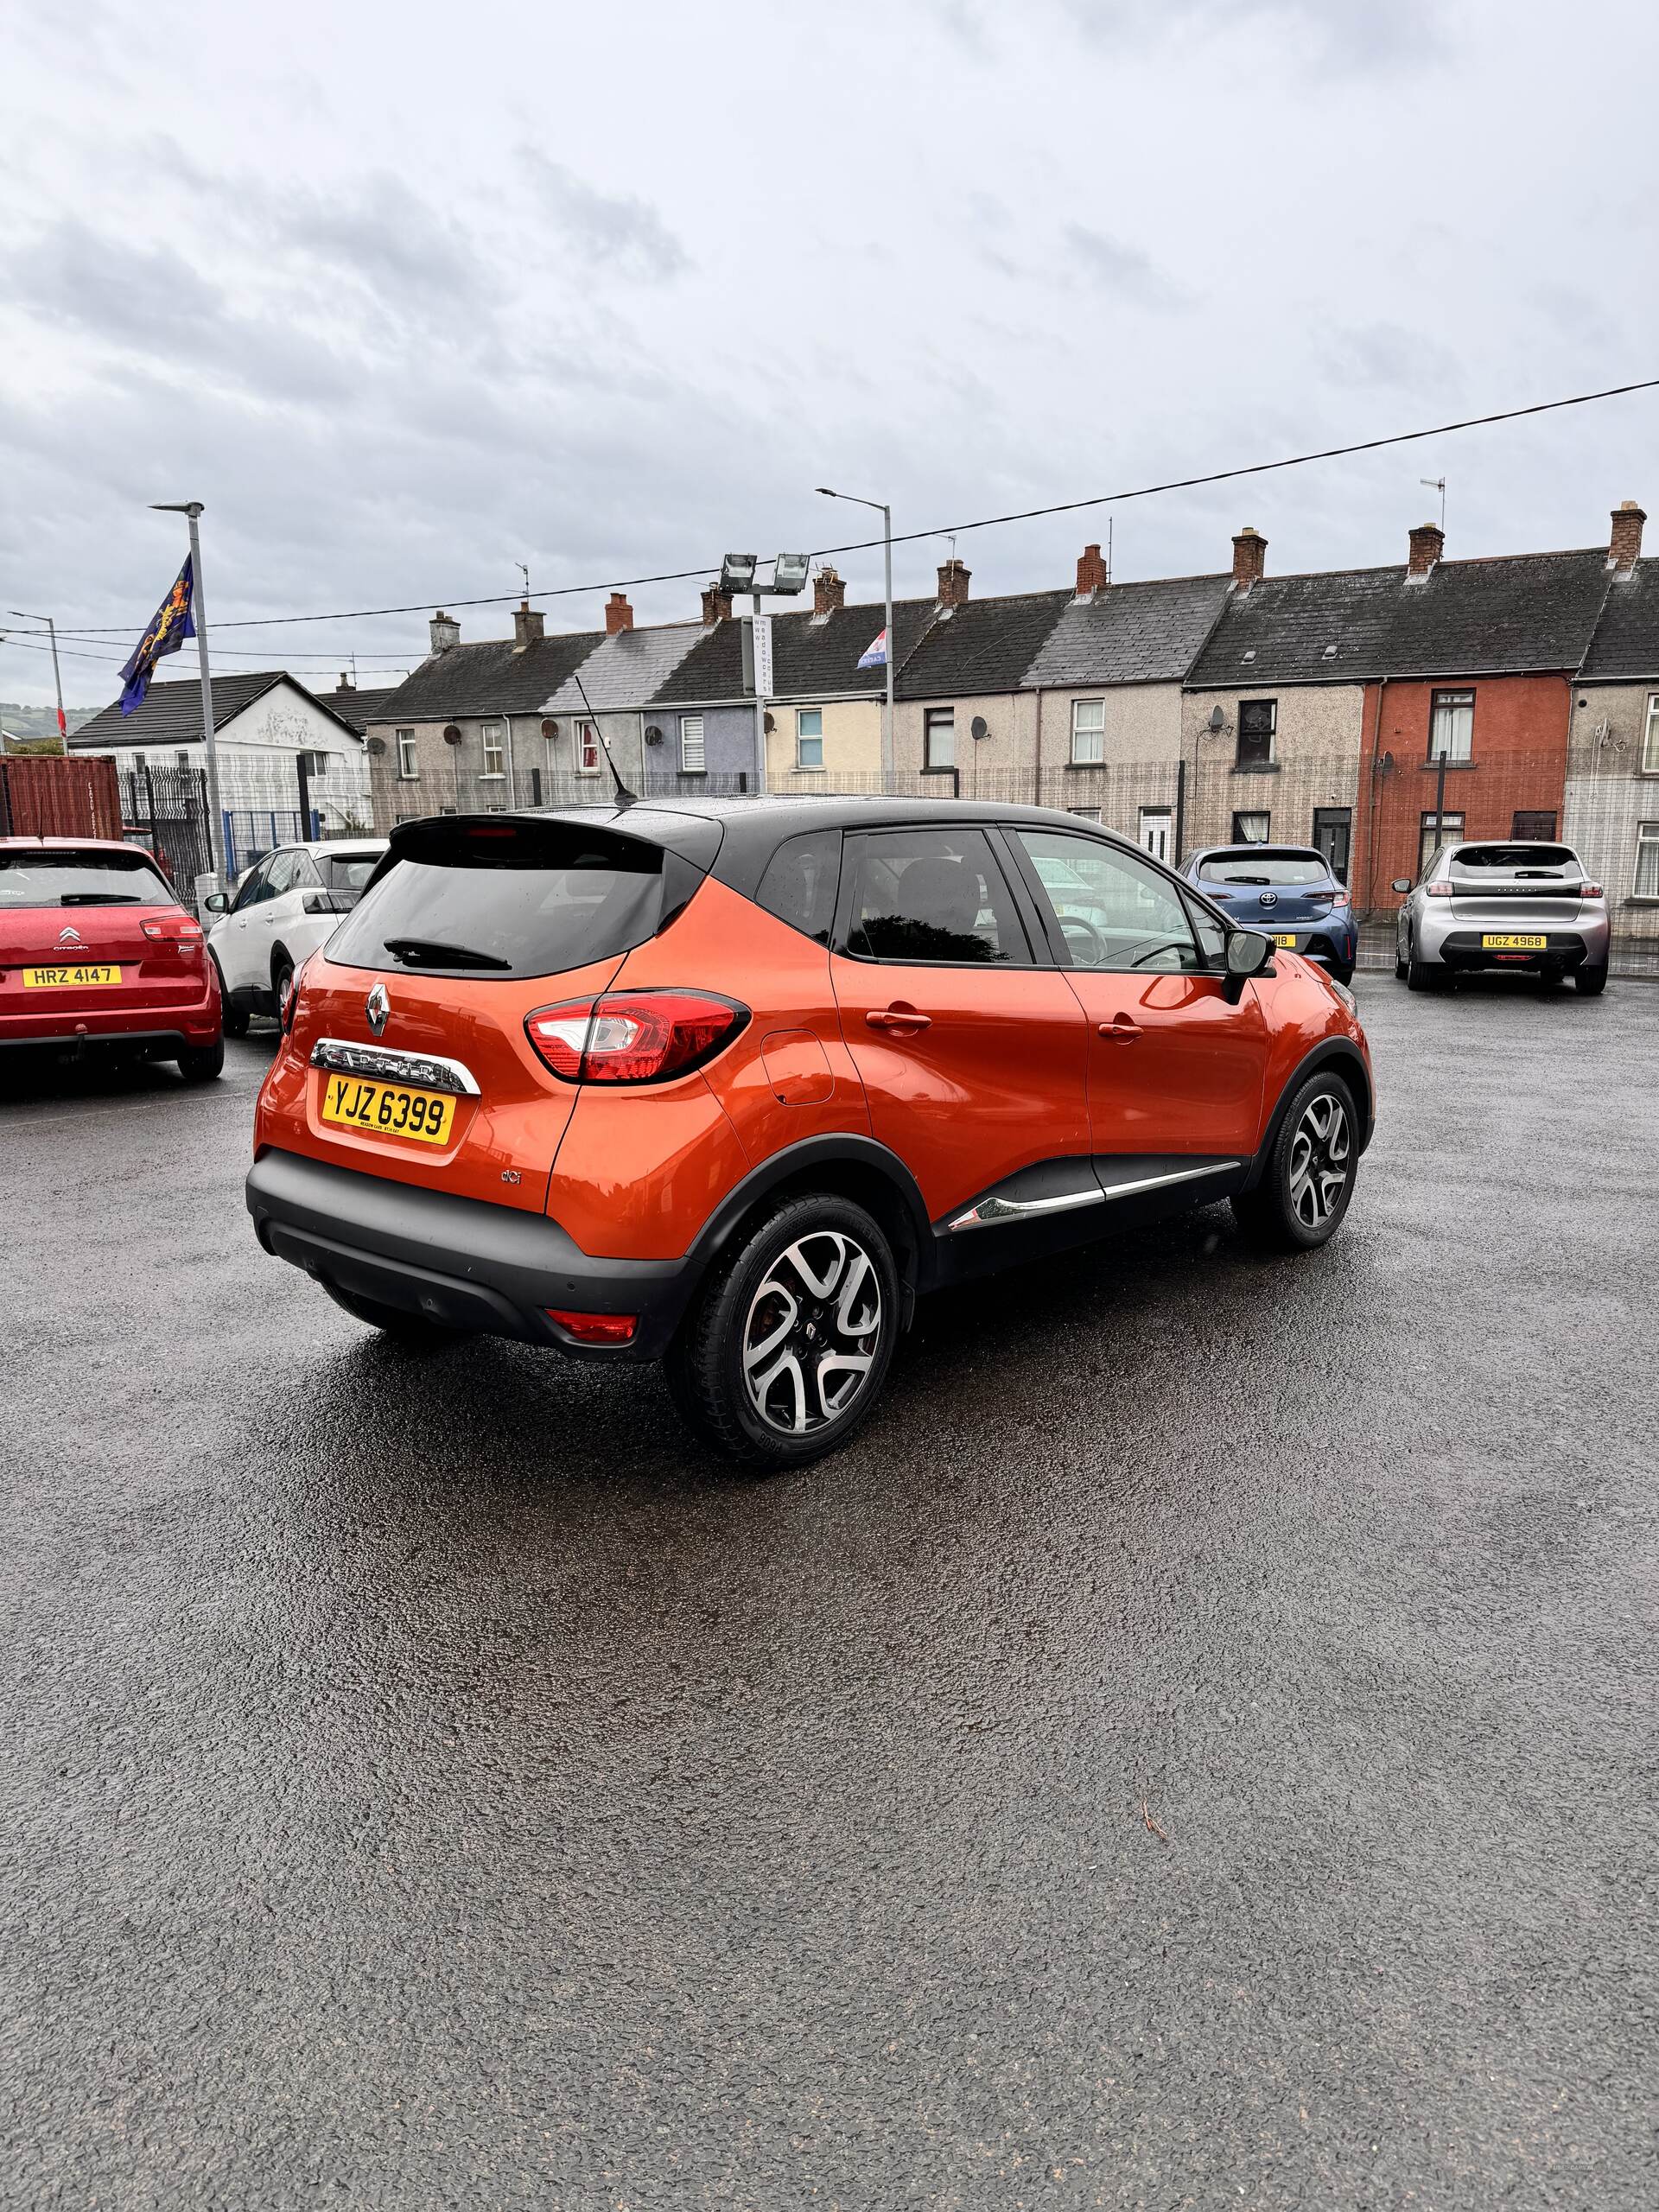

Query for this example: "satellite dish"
[1377,749,1395,777]
[442,724,463,747]
[541,717,559,739]
[1207,705,1225,733]
[970,715,988,741]
[644,723,664,746]
[763,711,776,733]
[365,734,386,757]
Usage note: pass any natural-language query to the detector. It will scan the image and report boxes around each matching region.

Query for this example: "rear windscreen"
[327,817,673,979]
[1199,850,1330,887]
[0,849,175,908]
[1451,844,1576,872]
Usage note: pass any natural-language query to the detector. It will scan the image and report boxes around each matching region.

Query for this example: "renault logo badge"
[365,983,390,1036]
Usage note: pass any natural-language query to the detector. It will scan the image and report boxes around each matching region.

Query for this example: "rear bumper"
[245,1147,695,1361]
[1415,911,1611,970]
[0,978,220,1050]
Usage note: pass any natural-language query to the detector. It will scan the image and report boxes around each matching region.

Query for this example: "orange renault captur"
[246,799,1374,1466]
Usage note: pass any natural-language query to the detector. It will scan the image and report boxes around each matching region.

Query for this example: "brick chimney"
[1609,499,1646,575]
[1075,543,1109,596]
[605,591,634,635]
[701,582,732,625]
[937,557,971,608]
[429,610,460,654]
[512,600,545,652]
[813,565,846,614]
[1407,522,1445,579]
[1231,527,1268,591]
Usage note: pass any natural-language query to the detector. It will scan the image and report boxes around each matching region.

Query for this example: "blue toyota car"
[1181,845,1358,985]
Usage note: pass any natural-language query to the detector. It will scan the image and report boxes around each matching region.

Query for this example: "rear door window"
[0,849,175,907]
[839,828,1032,965]
[321,851,383,895]
[328,816,686,979]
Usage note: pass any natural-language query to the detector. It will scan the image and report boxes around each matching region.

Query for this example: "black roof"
[894,589,1072,700]
[321,683,403,734]
[1580,557,1659,679]
[372,631,604,721]
[71,671,361,748]
[770,597,937,698]
[1025,574,1231,688]
[1187,549,1615,688]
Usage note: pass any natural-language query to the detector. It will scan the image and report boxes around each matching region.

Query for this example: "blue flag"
[119,556,196,715]
[857,626,887,671]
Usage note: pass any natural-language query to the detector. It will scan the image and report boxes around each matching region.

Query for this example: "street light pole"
[6,608,68,746]
[817,488,894,783]
[150,502,226,889]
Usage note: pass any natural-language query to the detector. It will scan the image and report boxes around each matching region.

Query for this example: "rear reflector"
[526,988,748,1084]
[545,1308,638,1344]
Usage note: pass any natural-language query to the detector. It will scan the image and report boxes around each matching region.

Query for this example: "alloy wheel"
[1288,1093,1352,1229]
[741,1230,882,1436]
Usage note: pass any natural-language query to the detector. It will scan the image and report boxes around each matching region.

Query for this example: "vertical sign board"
[751,612,774,699]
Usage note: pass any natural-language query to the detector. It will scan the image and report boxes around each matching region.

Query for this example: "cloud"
[1065,225,1185,309]
[1058,0,1449,73]
[1319,321,1464,396]
[519,151,689,283]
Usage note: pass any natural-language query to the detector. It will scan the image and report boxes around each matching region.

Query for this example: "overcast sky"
[3,0,1657,709]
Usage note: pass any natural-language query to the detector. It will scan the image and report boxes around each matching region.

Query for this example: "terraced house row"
[360,500,1659,934]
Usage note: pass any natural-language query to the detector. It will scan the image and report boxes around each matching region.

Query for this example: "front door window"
[1312,807,1351,883]
[1011,828,1200,972]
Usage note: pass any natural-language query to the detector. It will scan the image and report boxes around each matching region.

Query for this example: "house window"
[1420,810,1465,875]
[480,721,505,779]
[679,715,705,773]
[1511,810,1558,841]
[1068,806,1103,823]
[924,708,955,770]
[575,720,601,775]
[397,728,418,780]
[1428,689,1474,762]
[797,709,823,771]
[1634,822,1659,899]
[1232,810,1271,843]
[1643,693,1659,773]
[1139,807,1173,864]
[175,749,190,769]
[1236,699,1276,769]
[299,751,329,779]
[1071,698,1105,765]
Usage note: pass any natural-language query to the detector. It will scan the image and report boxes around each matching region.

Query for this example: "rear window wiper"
[382,936,513,970]
[60,892,146,905]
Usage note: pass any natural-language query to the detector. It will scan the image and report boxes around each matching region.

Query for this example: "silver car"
[1392,839,1609,995]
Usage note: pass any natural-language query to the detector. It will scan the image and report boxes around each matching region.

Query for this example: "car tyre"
[1232,1072,1359,1254]
[665,1192,899,1470]
[1573,963,1608,996]
[323,1281,469,1347]
[212,957,250,1037]
[273,957,296,1027]
[176,1036,225,1084]
[1394,949,1408,981]
[1405,943,1446,992]
[1331,962,1356,988]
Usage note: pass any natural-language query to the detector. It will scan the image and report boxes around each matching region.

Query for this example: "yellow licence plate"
[1272,933,1298,948]
[320,1073,457,1146]
[23,964,122,988]
[1482,933,1547,950]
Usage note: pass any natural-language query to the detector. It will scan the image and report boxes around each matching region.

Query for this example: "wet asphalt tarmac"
[3,975,1655,2210]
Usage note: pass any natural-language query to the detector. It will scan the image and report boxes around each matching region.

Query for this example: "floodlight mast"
[720,553,810,798]
[817,488,893,779]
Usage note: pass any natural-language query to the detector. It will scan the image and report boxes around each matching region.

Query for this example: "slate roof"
[322,683,404,733]
[1186,549,1615,688]
[372,630,605,722]
[1024,573,1230,689]
[771,597,938,699]
[893,589,1072,701]
[541,621,705,714]
[648,619,747,706]
[72,671,362,748]
[1580,557,1659,680]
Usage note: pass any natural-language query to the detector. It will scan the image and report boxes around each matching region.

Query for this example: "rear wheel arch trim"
[1244,1039,1372,1191]
[683,1135,933,1314]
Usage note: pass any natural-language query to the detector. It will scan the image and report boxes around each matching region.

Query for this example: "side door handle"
[1097,1016,1141,1042]
[867,1003,931,1035]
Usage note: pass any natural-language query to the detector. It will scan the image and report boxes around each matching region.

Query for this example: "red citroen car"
[0,836,222,1078]
[247,800,1373,1465]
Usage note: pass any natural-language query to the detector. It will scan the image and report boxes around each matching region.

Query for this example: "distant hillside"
[0,701,100,749]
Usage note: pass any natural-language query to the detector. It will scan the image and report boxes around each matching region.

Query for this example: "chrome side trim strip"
[310,1037,481,1096]
[1098,1160,1242,1201]
[946,1185,1104,1234]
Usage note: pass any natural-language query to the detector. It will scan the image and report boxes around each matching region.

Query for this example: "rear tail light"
[1425,881,1456,899]
[1580,881,1604,899]
[525,989,749,1084]
[143,914,204,941]
[1330,890,1351,908]
[545,1307,638,1344]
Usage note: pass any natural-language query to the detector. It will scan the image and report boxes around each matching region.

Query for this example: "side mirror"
[203,891,230,914]
[1390,878,1413,895]
[1222,927,1273,1001]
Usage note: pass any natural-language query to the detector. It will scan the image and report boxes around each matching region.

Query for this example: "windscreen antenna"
[571,664,637,810]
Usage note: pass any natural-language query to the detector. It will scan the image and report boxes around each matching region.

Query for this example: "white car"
[205,839,387,1033]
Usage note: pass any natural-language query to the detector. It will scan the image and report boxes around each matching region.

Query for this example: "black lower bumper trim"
[245,1147,693,1359]
[0,1027,207,1056]
[1439,930,1589,971]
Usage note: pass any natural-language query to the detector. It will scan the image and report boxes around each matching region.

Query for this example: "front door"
[1313,807,1352,884]
[829,824,1091,1223]
[1139,808,1173,866]
[1004,824,1272,1166]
